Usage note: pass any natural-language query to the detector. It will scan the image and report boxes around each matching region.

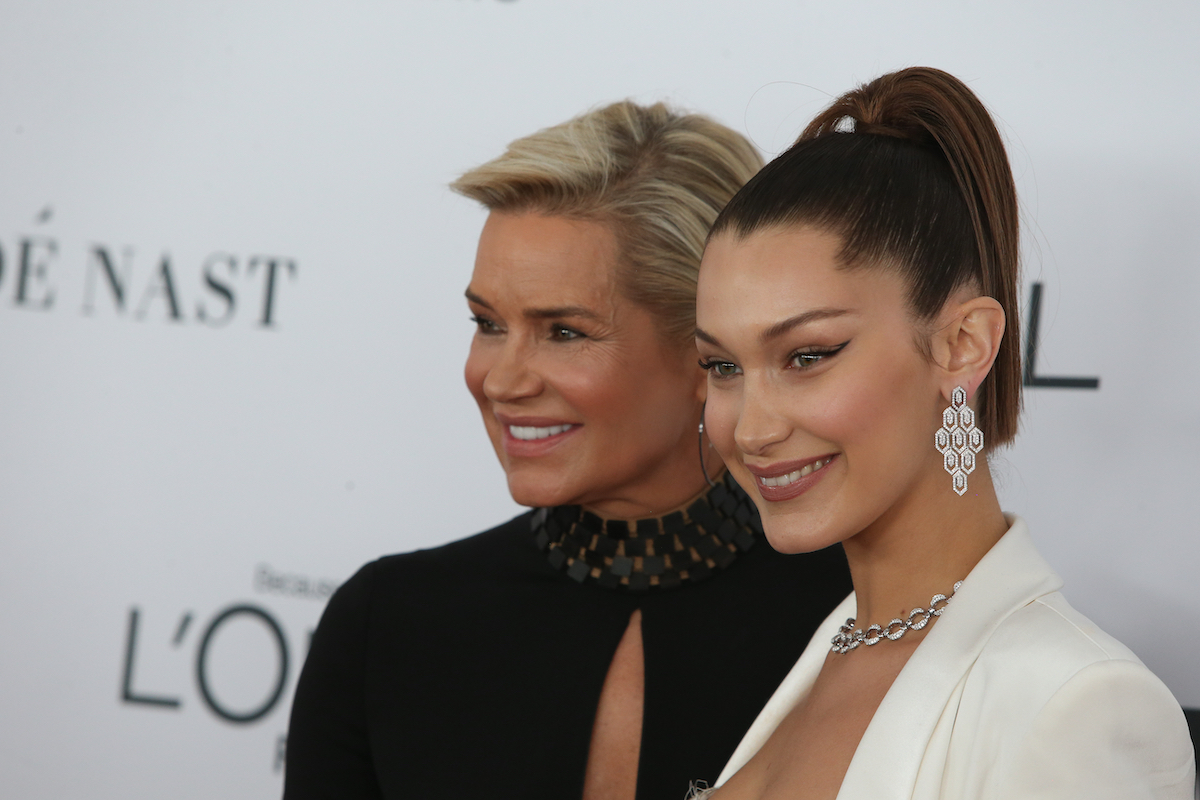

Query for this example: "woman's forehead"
[697,227,910,338]
[470,211,620,308]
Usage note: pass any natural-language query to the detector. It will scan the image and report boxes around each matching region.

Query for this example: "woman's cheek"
[560,350,638,422]
[703,388,741,460]
[814,362,897,438]
[463,343,491,403]
[806,395,861,446]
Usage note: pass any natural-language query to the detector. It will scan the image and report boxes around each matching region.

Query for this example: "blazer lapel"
[716,592,856,785]
[836,517,1063,800]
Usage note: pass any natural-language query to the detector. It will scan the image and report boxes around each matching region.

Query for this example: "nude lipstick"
[744,454,838,502]
[495,414,581,458]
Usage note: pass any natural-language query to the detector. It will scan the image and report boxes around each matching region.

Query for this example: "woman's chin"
[759,511,846,555]
[506,473,577,509]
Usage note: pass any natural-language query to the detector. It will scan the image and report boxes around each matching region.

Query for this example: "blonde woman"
[284,101,853,800]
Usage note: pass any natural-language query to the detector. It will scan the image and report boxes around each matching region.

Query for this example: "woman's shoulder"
[941,517,1194,789]
[940,592,1195,796]
[968,590,1165,713]
[964,520,1159,692]
[985,590,1142,670]
[957,591,1195,795]
[370,510,538,575]
[322,511,540,615]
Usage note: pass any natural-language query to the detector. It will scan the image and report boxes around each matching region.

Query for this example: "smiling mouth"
[508,424,575,441]
[758,457,834,488]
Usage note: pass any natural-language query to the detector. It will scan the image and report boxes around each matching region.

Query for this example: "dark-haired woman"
[692,68,1195,799]
[283,101,853,800]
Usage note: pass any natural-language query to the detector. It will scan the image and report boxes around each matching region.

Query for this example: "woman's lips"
[745,454,838,502]
[496,416,581,458]
[509,423,573,441]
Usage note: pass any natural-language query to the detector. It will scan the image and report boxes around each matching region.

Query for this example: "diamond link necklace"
[830,580,964,654]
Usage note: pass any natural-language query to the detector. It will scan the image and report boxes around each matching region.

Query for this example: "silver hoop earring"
[698,402,717,488]
[935,386,984,496]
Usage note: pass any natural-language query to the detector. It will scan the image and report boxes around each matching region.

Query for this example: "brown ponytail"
[711,67,1021,447]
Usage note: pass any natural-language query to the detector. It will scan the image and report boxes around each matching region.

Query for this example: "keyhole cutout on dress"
[582,609,645,800]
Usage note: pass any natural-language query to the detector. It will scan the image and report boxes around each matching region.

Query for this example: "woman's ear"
[930,295,1005,402]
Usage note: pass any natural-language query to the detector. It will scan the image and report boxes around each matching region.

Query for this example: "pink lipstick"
[495,414,581,458]
[744,454,838,502]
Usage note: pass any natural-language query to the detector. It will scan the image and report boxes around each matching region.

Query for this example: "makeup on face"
[462,211,709,518]
[493,413,582,458]
[695,225,942,553]
[745,454,839,502]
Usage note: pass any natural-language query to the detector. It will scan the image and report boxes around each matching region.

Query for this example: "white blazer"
[715,517,1196,799]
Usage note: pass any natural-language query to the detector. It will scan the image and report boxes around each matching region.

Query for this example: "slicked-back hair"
[710,67,1021,448]
[452,100,763,345]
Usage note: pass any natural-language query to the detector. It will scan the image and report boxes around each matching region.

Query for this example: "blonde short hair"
[451,100,763,344]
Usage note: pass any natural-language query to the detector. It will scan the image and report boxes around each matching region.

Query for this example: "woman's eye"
[788,341,849,370]
[699,359,742,378]
[550,325,583,341]
[470,315,500,334]
[790,352,824,369]
[715,362,741,377]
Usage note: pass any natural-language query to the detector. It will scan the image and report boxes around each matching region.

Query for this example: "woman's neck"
[842,460,1009,625]
[581,467,727,521]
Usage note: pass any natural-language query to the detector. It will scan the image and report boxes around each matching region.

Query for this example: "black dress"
[284,478,851,800]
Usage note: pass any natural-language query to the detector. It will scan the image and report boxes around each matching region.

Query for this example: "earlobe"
[935,296,1005,401]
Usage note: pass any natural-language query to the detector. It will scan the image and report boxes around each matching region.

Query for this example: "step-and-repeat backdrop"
[1,2,1196,797]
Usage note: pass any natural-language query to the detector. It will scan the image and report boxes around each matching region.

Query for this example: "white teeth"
[509,424,572,441]
[759,458,831,487]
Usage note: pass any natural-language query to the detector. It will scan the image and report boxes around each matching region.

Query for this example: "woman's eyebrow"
[464,289,493,309]
[523,305,604,322]
[466,289,604,324]
[695,308,852,349]
[759,308,851,343]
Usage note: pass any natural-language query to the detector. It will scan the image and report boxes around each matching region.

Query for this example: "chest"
[718,645,917,800]
[365,571,839,800]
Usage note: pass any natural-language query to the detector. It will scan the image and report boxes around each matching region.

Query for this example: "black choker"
[531,473,763,592]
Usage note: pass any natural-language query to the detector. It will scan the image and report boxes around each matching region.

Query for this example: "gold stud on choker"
[531,472,762,592]
[830,580,964,654]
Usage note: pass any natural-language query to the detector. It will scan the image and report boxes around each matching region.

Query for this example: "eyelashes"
[470,315,586,342]
[698,358,740,378]
[699,340,851,378]
[550,325,585,341]
[787,341,849,369]
[470,314,500,334]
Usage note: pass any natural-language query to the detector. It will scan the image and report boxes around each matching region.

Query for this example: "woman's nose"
[481,340,543,402]
[734,380,790,455]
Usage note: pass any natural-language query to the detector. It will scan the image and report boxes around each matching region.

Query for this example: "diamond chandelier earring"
[935,386,984,496]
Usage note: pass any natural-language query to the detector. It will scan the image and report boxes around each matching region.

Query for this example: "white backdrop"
[1,2,1197,798]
